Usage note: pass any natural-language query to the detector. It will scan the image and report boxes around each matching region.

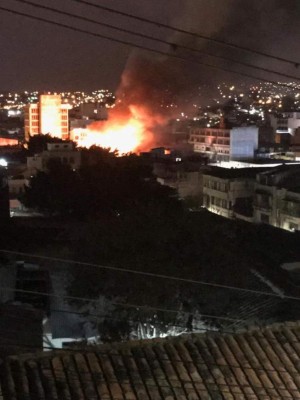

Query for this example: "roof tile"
[4,322,300,399]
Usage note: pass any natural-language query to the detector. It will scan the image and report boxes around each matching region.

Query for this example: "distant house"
[27,142,81,174]
[2,321,300,399]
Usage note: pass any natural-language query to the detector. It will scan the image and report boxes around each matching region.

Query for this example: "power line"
[71,0,300,67]
[1,249,298,302]
[1,285,248,324]
[11,0,300,83]
[0,5,298,89]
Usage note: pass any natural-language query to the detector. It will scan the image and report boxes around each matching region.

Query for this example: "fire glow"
[71,104,161,154]
[71,56,177,153]
[72,110,148,154]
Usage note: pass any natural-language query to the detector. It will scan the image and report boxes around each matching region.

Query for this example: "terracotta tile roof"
[2,321,300,399]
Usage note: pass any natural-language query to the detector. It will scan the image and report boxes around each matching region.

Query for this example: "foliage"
[26,134,73,156]
[21,150,181,219]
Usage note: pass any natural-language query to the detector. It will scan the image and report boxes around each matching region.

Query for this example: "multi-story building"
[270,112,300,135]
[253,165,300,231]
[202,168,263,219]
[230,126,274,160]
[154,158,207,206]
[24,94,69,140]
[189,126,231,161]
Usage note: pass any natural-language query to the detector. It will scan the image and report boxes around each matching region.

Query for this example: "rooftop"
[203,166,272,179]
[2,321,300,399]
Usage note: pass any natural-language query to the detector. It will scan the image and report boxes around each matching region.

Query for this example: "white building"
[230,126,275,160]
[27,142,81,174]
[24,94,70,140]
[230,126,259,160]
[270,112,300,135]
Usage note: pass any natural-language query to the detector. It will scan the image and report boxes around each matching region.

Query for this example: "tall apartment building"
[189,126,231,161]
[24,95,69,140]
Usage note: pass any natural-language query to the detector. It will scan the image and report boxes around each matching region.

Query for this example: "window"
[215,198,221,207]
[260,213,270,224]
[222,199,227,209]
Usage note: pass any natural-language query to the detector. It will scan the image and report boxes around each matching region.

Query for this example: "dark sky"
[1,0,300,92]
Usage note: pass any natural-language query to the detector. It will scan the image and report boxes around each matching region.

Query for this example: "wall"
[230,126,258,160]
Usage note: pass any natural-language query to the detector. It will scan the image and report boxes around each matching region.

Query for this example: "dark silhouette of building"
[0,170,9,219]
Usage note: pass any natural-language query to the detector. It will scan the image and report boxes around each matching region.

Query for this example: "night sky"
[0,0,300,92]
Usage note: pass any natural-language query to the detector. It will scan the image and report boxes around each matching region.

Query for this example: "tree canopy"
[21,149,181,219]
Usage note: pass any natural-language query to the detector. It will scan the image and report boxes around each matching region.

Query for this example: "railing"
[280,200,300,218]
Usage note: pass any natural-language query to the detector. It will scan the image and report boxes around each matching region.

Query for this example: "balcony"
[280,200,300,218]
[253,201,271,211]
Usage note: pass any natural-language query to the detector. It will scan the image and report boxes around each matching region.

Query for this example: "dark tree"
[27,134,71,156]
[21,150,181,219]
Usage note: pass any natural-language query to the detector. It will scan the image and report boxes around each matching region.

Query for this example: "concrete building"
[270,112,300,135]
[71,102,108,120]
[0,171,9,219]
[189,126,231,161]
[24,94,69,140]
[27,142,81,174]
[230,126,274,160]
[154,158,207,206]
[290,127,300,159]
[253,165,300,231]
[202,167,266,220]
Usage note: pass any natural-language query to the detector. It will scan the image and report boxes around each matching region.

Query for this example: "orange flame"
[71,104,158,154]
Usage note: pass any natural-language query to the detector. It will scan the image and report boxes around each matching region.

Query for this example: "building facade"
[154,158,207,206]
[202,168,259,219]
[27,142,81,174]
[253,166,300,231]
[230,126,275,161]
[189,127,230,161]
[270,112,300,135]
[24,95,69,140]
